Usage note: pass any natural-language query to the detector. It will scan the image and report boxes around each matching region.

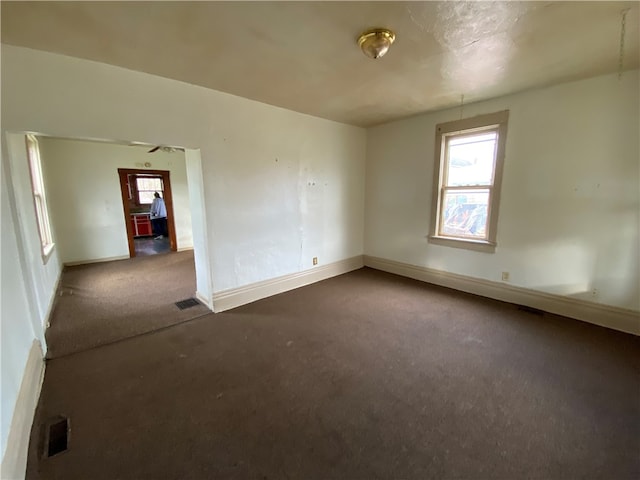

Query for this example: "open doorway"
[6,132,213,308]
[118,168,177,257]
[5,133,215,358]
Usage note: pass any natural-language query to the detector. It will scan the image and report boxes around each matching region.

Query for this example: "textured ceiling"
[2,1,638,127]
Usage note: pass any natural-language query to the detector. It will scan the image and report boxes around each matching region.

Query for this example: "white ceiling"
[2,1,638,127]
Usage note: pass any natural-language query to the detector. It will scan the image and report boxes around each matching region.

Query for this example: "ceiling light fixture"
[357,28,396,59]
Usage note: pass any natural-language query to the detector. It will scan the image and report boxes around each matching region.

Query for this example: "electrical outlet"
[501,271,510,281]
[591,288,598,296]
[313,257,318,265]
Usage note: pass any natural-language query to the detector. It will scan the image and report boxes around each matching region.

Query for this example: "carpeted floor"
[28,268,639,479]
[45,250,210,358]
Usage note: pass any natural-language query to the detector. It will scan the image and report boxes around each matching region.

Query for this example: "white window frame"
[25,134,55,262]
[429,111,509,253]
[135,175,164,205]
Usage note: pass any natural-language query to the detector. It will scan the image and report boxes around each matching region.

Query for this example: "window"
[429,111,508,253]
[135,176,163,205]
[25,134,55,261]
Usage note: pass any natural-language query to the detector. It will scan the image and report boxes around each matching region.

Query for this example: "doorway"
[6,133,214,311]
[118,168,177,258]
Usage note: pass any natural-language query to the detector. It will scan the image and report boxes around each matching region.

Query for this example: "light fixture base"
[357,28,396,59]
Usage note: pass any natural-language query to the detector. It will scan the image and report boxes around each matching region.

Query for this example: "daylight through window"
[136,176,164,204]
[26,134,55,260]
[430,111,508,253]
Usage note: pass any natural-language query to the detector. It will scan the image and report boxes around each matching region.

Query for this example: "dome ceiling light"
[357,28,396,59]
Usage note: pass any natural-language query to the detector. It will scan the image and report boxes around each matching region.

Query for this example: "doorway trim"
[118,168,177,258]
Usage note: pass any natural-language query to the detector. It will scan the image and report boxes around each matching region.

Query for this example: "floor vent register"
[44,416,69,458]
[175,297,201,310]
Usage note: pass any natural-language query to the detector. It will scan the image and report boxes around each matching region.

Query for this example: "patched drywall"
[365,70,640,312]
[38,137,194,264]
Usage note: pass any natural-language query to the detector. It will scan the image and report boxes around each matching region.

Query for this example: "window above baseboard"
[428,111,509,253]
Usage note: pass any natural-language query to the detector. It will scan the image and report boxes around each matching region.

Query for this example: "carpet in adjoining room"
[45,250,210,358]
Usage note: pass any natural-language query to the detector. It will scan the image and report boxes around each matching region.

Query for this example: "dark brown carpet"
[28,268,639,479]
[45,251,210,358]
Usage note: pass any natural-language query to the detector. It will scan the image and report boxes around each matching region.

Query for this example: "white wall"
[185,149,212,304]
[1,45,366,293]
[38,137,194,264]
[0,142,46,468]
[5,134,62,326]
[365,70,640,312]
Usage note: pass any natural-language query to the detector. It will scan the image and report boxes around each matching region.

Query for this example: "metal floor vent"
[175,297,200,310]
[44,416,69,458]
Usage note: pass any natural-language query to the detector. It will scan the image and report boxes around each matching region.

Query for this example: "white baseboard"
[1,341,45,480]
[364,255,640,336]
[213,255,364,312]
[65,249,193,265]
[42,268,62,342]
[63,255,129,267]
[195,290,213,311]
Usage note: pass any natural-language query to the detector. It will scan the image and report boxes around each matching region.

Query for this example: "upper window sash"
[442,130,498,188]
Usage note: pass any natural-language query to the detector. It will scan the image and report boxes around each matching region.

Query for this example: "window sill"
[428,235,496,253]
[41,243,55,264]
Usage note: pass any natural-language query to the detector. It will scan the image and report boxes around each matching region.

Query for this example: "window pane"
[138,191,157,204]
[34,195,48,247]
[136,177,163,204]
[446,132,497,187]
[27,137,45,193]
[441,190,489,239]
[136,177,163,191]
[27,135,54,255]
